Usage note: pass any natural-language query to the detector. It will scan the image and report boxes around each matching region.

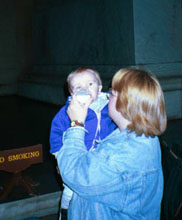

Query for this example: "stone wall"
[0,0,181,118]
[0,0,33,95]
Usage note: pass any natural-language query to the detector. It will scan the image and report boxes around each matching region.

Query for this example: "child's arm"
[49,106,70,155]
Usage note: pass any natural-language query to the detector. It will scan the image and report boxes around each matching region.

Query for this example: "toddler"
[49,68,116,219]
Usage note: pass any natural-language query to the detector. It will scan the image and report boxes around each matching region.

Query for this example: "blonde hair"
[112,68,167,137]
[67,68,102,93]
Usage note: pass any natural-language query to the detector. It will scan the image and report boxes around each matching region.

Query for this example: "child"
[49,68,116,218]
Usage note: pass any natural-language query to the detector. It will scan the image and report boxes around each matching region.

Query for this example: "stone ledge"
[159,75,182,91]
[17,81,67,105]
[0,191,62,220]
[158,76,182,119]
[2,73,182,119]
[0,83,17,95]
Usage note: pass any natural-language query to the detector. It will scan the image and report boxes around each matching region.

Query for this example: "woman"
[57,68,167,220]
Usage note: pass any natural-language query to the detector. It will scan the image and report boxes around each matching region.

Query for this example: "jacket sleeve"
[49,106,70,154]
[57,127,126,205]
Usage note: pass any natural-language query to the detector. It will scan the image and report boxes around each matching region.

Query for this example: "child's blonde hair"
[67,68,102,93]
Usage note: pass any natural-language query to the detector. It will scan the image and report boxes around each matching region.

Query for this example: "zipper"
[89,111,101,151]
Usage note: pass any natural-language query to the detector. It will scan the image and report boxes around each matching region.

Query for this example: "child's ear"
[99,85,102,93]
[69,88,74,96]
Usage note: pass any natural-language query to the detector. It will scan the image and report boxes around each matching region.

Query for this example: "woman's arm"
[57,127,124,197]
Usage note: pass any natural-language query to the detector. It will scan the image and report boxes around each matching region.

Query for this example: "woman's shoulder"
[100,129,159,152]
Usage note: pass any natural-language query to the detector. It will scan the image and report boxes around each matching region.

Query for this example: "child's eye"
[73,86,81,93]
[88,82,93,86]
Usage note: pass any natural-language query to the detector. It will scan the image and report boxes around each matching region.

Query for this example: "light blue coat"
[57,127,163,220]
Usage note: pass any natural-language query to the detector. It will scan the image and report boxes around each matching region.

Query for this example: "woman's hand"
[67,94,93,124]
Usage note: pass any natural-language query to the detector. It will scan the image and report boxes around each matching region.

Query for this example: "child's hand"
[67,94,93,124]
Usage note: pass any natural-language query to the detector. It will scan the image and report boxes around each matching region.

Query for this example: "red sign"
[0,144,43,173]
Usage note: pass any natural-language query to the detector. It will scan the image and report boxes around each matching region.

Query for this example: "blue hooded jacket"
[49,92,116,154]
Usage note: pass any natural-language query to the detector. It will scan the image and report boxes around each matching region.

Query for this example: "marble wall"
[0,0,33,95]
[0,0,181,118]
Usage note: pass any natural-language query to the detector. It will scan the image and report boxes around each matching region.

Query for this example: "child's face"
[70,70,102,101]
